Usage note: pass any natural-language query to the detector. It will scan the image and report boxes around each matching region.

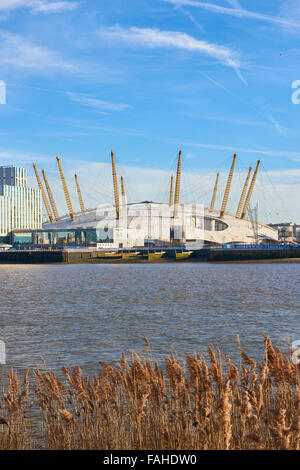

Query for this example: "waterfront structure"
[0,166,42,240]
[269,222,300,244]
[18,151,278,247]
[7,151,281,247]
[31,203,276,247]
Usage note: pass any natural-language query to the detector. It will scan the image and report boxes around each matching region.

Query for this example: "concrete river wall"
[0,248,300,264]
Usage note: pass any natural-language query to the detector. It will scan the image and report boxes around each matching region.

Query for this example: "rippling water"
[0,263,299,373]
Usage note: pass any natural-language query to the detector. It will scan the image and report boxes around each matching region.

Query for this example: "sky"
[0,0,300,223]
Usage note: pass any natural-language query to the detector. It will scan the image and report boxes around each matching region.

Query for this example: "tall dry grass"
[0,335,299,450]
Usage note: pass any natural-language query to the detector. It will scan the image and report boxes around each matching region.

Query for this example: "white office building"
[0,166,42,238]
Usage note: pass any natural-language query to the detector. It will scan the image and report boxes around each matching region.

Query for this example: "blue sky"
[0,0,300,222]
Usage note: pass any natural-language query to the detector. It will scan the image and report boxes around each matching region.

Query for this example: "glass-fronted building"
[0,166,42,241]
[11,228,105,246]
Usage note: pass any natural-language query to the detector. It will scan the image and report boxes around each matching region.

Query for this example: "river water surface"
[0,263,299,373]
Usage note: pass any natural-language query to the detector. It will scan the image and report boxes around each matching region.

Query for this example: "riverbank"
[1,248,300,264]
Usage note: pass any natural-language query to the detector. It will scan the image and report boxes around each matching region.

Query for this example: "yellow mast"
[169,175,174,207]
[42,169,59,221]
[56,156,75,221]
[74,174,85,214]
[220,153,237,218]
[241,160,260,220]
[111,151,120,219]
[235,166,252,218]
[32,163,54,223]
[209,172,219,212]
[174,149,182,217]
[121,176,125,198]
[120,175,126,207]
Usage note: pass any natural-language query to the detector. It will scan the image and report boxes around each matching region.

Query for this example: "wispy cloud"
[33,0,79,13]
[0,0,79,14]
[197,70,288,135]
[178,108,270,129]
[164,137,300,161]
[167,0,204,32]
[0,30,76,71]
[278,0,300,33]
[177,7,204,32]
[163,0,300,28]
[268,115,288,136]
[98,25,241,71]
[225,0,241,8]
[66,92,131,112]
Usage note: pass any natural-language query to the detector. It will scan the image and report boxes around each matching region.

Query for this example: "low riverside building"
[0,166,42,242]
[269,222,300,244]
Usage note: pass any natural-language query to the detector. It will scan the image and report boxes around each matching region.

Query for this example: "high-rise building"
[0,166,42,238]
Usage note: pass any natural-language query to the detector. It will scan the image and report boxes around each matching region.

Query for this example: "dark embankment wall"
[0,250,64,263]
[0,250,101,264]
[206,248,300,262]
[0,248,299,264]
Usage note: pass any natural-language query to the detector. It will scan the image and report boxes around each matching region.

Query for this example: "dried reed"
[0,336,299,450]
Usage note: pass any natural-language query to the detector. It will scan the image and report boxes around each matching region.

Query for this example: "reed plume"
[0,337,299,450]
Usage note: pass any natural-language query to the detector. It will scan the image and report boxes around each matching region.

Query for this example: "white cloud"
[279,0,300,21]
[177,8,204,32]
[163,0,300,28]
[226,0,241,8]
[161,136,300,161]
[168,0,204,32]
[98,25,241,70]
[66,92,131,112]
[197,71,290,134]
[0,0,79,14]
[268,115,288,136]
[0,30,76,71]
[278,0,300,33]
[33,1,79,13]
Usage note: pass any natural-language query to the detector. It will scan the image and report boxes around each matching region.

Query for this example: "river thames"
[0,263,299,372]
